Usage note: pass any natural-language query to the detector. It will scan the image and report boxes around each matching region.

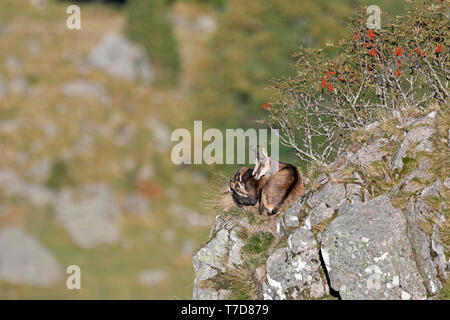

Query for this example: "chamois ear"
[258,161,270,178]
[229,180,235,191]
[260,146,269,160]
[253,149,260,175]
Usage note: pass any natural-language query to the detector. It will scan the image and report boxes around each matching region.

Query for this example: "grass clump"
[207,231,275,300]
[212,263,256,300]
[439,280,450,300]
[243,232,274,257]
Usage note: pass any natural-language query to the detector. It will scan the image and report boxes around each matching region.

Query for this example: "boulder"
[53,185,121,249]
[192,229,229,283]
[349,138,389,167]
[321,195,427,300]
[406,111,438,129]
[193,287,231,300]
[88,32,154,83]
[404,181,445,295]
[391,126,435,174]
[0,168,54,206]
[0,227,62,287]
[307,183,346,210]
[309,202,335,226]
[276,197,303,237]
[228,229,245,268]
[263,227,328,300]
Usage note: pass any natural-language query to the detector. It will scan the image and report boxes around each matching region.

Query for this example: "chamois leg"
[258,201,267,215]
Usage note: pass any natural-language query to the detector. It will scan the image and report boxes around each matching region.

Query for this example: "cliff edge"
[192,107,449,300]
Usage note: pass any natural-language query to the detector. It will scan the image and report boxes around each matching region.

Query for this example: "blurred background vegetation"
[0,0,409,299]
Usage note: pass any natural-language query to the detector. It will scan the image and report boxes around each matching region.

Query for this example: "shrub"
[263,1,448,164]
[125,0,180,85]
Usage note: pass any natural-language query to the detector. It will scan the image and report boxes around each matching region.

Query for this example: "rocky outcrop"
[321,196,426,300]
[391,126,435,174]
[263,227,328,299]
[192,216,249,299]
[192,110,449,300]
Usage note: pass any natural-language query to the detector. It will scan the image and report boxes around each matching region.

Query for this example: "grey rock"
[406,111,438,129]
[192,229,229,282]
[365,121,381,131]
[61,79,109,105]
[0,226,62,287]
[309,202,334,226]
[23,184,54,206]
[0,168,54,206]
[349,138,389,167]
[419,180,442,199]
[88,32,154,83]
[393,110,402,123]
[390,159,433,195]
[431,219,449,281]
[263,228,328,300]
[352,171,364,183]
[228,229,244,268]
[321,195,427,300]
[316,173,329,185]
[53,185,121,249]
[307,183,346,210]
[193,287,231,300]
[413,139,434,157]
[282,197,302,228]
[0,168,31,197]
[345,183,362,203]
[391,126,436,174]
[405,197,442,295]
[277,197,304,236]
